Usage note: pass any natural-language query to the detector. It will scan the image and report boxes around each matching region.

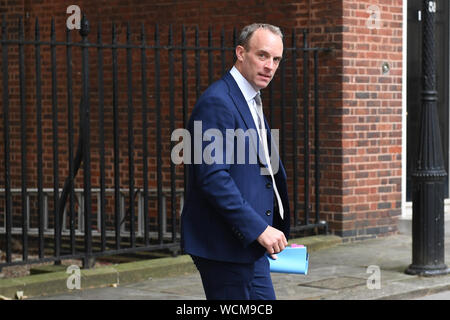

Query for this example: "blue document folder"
[266,246,308,275]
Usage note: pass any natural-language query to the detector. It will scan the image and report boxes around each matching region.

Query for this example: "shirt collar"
[230,66,260,103]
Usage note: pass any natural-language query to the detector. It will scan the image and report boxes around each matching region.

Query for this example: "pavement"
[1,229,449,300]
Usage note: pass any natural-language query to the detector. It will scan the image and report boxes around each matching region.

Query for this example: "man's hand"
[256,225,287,258]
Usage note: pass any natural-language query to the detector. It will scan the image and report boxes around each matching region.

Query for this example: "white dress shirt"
[229,66,262,139]
[229,66,284,219]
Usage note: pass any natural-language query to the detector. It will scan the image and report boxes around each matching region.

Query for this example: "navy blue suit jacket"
[181,72,290,264]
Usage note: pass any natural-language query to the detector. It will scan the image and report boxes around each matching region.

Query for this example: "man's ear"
[235,45,246,62]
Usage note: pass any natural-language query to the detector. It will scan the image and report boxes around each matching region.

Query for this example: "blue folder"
[266,246,309,275]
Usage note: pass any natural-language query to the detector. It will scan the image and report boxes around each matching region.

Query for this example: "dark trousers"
[191,255,276,300]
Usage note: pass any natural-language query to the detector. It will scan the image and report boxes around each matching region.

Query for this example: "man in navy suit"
[181,23,290,300]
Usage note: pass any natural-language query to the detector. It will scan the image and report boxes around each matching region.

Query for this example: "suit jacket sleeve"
[188,95,268,247]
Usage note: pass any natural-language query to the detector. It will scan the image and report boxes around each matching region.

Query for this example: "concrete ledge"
[0,254,199,299]
[115,255,197,285]
[30,264,67,275]
[0,235,342,299]
[20,270,76,298]
[81,267,119,290]
[289,235,342,252]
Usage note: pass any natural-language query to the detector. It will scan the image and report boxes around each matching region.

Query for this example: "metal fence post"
[2,15,12,264]
[80,14,94,269]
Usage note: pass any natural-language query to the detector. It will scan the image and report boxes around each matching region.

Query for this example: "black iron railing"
[0,15,331,270]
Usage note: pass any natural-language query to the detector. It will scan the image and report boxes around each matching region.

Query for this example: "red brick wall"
[333,0,403,239]
[0,0,404,240]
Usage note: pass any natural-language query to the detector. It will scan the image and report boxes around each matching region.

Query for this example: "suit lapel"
[223,72,265,166]
[223,73,288,199]
[223,72,287,176]
[223,72,256,132]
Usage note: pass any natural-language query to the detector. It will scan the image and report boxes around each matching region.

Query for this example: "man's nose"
[264,58,275,71]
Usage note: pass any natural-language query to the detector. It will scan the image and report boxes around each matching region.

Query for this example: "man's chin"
[255,82,270,90]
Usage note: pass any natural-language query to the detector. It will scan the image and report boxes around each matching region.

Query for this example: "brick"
[0,0,403,243]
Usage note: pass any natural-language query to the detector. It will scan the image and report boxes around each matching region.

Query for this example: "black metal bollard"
[405,0,449,276]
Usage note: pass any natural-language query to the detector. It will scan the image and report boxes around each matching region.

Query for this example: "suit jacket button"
[265,210,272,216]
[266,183,272,189]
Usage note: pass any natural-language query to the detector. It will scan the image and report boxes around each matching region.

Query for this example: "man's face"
[235,28,283,91]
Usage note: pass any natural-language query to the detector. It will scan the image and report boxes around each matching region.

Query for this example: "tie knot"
[254,93,262,107]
